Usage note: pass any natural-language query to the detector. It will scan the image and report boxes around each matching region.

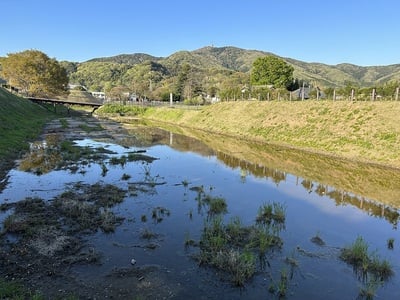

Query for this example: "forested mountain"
[63,46,400,101]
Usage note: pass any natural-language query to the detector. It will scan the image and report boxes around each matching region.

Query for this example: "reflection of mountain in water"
[217,152,400,228]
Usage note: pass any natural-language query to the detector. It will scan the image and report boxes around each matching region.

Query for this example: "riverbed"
[1,116,399,299]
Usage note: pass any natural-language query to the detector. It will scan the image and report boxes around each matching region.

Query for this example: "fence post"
[333,89,336,101]
[396,87,399,101]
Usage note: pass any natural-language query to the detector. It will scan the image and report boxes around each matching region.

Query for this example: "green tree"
[0,50,68,97]
[175,63,191,101]
[250,56,294,89]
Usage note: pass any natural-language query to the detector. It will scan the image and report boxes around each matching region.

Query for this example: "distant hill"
[59,46,400,100]
[87,53,162,65]
[80,46,400,88]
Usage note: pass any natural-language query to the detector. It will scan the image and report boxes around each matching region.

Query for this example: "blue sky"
[1,0,399,66]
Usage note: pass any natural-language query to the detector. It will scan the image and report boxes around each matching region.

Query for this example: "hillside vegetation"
[63,46,400,97]
[0,88,55,158]
[98,101,400,168]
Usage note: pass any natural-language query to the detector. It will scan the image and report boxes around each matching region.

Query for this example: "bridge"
[27,97,103,115]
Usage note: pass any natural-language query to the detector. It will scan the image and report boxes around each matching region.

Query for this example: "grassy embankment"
[97,101,400,168]
[0,88,57,163]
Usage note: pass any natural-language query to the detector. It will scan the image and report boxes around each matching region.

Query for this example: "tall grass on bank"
[0,88,56,159]
[97,101,400,168]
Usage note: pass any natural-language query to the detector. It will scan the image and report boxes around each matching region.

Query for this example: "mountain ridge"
[84,46,400,87]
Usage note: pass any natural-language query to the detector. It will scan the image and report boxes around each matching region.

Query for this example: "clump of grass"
[151,206,170,223]
[215,249,256,286]
[0,279,44,299]
[268,268,290,298]
[184,231,197,247]
[79,123,103,133]
[141,214,147,222]
[127,152,158,163]
[311,232,326,246]
[99,209,122,233]
[359,278,381,300]
[203,195,228,215]
[121,173,131,180]
[196,203,286,286]
[340,236,394,281]
[256,201,286,227]
[100,162,108,176]
[278,269,289,298]
[59,118,69,128]
[53,183,126,232]
[387,238,394,250]
[140,228,158,239]
[109,155,127,166]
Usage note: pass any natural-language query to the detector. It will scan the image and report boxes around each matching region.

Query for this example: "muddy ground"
[0,116,180,299]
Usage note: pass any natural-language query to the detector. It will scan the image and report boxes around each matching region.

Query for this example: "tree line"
[1,49,399,102]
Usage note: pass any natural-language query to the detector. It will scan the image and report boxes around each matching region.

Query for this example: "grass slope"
[99,101,400,168]
[0,88,55,159]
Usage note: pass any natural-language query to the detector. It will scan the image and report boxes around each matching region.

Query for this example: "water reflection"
[217,152,400,228]
[122,123,400,228]
[2,120,400,299]
[11,121,400,228]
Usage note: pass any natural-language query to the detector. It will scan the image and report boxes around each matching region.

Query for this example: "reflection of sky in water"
[1,137,400,299]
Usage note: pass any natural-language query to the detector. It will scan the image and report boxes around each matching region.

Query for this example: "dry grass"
[142,101,400,168]
[100,101,400,208]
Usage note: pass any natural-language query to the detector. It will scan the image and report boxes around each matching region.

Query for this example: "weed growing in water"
[215,249,256,286]
[256,201,286,229]
[99,209,121,233]
[203,195,228,215]
[278,268,289,298]
[196,202,287,287]
[109,155,127,167]
[184,231,197,248]
[140,228,158,239]
[100,162,108,177]
[358,278,381,300]
[121,173,131,180]
[127,152,158,163]
[151,207,171,223]
[311,232,326,246]
[340,236,394,282]
[387,238,394,250]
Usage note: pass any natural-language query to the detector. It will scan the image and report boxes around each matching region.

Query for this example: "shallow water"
[1,123,400,299]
